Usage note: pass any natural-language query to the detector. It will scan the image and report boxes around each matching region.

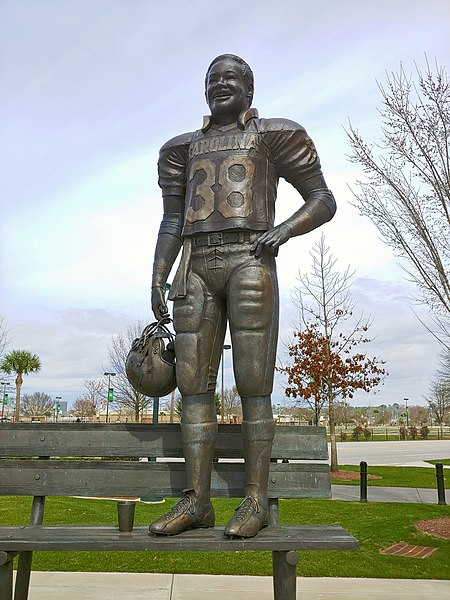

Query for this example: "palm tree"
[0,350,41,421]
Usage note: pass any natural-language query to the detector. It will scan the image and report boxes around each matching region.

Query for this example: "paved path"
[331,485,449,503]
[24,572,450,600]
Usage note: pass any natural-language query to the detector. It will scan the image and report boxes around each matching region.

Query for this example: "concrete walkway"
[331,484,449,503]
[24,572,450,600]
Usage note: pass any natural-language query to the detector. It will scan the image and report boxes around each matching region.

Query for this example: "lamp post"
[104,372,116,423]
[404,397,409,428]
[1,381,10,421]
[169,389,175,423]
[152,396,159,424]
[221,344,231,423]
[55,396,62,422]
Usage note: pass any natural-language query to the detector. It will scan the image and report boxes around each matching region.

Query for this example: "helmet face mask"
[126,319,176,398]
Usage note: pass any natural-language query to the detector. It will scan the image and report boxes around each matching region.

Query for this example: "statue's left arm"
[151,132,191,318]
[251,121,336,257]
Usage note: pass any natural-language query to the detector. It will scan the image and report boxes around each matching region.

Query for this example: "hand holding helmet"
[151,286,170,320]
[125,318,176,398]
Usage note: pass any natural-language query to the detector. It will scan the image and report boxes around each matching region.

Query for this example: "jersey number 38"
[185,156,255,223]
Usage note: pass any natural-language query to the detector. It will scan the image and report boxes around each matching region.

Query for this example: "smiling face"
[205,57,252,124]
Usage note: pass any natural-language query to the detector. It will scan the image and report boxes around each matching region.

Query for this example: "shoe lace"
[167,493,195,517]
[233,496,260,522]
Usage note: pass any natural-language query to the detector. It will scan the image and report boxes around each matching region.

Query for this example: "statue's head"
[205,54,254,122]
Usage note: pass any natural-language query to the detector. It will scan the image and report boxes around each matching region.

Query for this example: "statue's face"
[206,58,250,121]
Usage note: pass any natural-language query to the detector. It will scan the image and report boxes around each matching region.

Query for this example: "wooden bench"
[0,422,358,599]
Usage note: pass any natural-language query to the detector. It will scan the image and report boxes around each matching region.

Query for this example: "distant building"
[57,400,68,414]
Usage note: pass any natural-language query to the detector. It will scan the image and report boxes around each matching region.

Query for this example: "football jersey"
[158,109,323,236]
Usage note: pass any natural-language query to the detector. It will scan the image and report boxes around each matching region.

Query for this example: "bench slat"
[0,424,328,460]
[0,525,358,552]
[0,460,331,499]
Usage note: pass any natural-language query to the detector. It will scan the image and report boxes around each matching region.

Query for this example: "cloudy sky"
[1,0,449,409]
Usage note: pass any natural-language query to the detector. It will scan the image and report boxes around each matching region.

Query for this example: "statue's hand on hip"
[250,224,291,258]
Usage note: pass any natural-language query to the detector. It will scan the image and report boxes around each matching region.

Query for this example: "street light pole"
[55,396,62,422]
[221,344,231,423]
[152,396,160,424]
[1,381,10,421]
[404,397,409,428]
[169,389,175,423]
[104,372,116,423]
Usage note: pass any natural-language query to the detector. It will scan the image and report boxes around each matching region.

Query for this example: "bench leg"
[0,554,14,600]
[12,495,46,600]
[272,550,299,600]
[14,551,33,600]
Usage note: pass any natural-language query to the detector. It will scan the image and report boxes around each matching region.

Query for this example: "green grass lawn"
[332,465,449,488]
[426,459,450,466]
[1,496,449,579]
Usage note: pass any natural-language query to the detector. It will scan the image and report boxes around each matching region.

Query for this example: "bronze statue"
[149,54,336,538]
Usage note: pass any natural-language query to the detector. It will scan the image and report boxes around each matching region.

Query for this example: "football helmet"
[125,318,176,397]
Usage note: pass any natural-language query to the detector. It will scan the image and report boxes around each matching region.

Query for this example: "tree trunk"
[314,400,320,426]
[14,374,22,422]
[327,385,339,473]
[329,419,339,473]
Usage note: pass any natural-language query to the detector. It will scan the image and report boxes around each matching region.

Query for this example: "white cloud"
[4,307,141,402]
[1,0,448,408]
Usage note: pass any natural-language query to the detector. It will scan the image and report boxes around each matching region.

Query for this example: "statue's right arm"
[151,194,184,320]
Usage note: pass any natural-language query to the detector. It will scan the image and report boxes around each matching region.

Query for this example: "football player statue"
[149,54,336,538]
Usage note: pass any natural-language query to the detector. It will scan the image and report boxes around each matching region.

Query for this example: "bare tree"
[437,347,450,384]
[174,394,183,419]
[346,61,450,347]
[282,404,315,424]
[107,321,153,422]
[278,235,386,472]
[408,405,430,426]
[332,400,356,427]
[22,392,54,417]
[0,317,10,360]
[223,385,242,419]
[79,379,104,412]
[69,379,105,420]
[426,380,450,436]
[71,397,97,420]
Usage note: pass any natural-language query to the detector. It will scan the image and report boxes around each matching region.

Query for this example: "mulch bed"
[330,470,382,481]
[415,517,450,540]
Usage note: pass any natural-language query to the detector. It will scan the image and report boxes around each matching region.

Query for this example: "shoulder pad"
[259,118,307,134]
[160,131,195,152]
